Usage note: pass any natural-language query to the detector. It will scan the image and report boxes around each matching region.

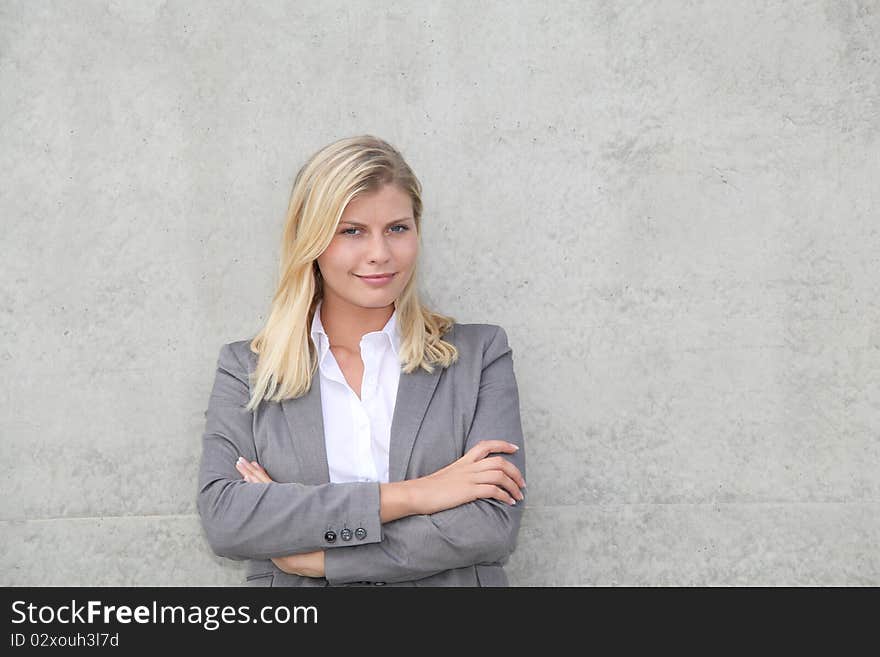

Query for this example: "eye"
[340,225,410,236]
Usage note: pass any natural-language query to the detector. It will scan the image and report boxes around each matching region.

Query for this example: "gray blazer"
[197,322,526,587]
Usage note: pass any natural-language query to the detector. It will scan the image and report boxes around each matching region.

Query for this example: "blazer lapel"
[387,364,443,482]
[280,362,443,485]
[280,378,330,485]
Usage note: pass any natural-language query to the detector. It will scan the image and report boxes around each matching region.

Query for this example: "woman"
[197,135,526,586]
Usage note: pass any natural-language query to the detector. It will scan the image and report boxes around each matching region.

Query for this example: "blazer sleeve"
[323,325,526,584]
[196,343,383,561]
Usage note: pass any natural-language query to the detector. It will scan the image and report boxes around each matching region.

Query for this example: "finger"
[475,469,523,501]
[475,483,518,506]
[465,440,519,462]
[250,461,273,484]
[495,458,525,489]
[235,457,268,483]
[473,456,526,488]
[235,456,254,474]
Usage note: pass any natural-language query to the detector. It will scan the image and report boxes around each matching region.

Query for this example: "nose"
[366,231,392,263]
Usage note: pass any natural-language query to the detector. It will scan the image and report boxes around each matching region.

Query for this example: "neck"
[319,295,394,350]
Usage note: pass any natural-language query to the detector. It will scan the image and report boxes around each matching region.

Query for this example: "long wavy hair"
[245,135,459,411]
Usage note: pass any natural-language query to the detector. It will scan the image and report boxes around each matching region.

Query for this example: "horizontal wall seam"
[3,501,880,523]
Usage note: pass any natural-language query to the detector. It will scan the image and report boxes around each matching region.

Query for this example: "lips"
[355,272,396,286]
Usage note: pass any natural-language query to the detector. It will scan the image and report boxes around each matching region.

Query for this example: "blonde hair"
[245,135,459,411]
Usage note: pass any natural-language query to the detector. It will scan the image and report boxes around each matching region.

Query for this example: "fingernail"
[236,456,243,464]
[509,444,519,450]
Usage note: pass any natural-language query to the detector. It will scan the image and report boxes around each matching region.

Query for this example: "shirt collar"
[310,299,401,360]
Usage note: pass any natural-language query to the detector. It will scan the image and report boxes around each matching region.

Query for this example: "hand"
[235,456,274,484]
[409,440,525,515]
[271,550,325,578]
[234,456,326,578]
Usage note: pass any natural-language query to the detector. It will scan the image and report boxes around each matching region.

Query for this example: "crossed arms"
[196,326,526,585]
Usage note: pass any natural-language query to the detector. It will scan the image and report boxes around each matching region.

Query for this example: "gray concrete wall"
[2,0,878,585]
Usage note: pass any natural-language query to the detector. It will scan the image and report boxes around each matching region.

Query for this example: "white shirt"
[310,299,401,484]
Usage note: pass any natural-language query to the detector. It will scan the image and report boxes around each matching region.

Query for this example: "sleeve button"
[354,527,367,540]
[340,528,353,541]
[324,530,337,543]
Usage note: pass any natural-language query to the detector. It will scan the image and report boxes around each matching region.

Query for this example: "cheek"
[396,236,419,263]
[318,242,353,272]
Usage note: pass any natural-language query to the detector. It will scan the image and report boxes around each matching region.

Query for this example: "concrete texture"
[1,1,878,585]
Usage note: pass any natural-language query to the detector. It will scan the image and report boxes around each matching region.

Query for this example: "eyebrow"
[340,217,413,228]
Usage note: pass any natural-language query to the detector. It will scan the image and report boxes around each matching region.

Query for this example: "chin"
[346,294,396,308]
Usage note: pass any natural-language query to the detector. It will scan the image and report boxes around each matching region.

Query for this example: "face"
[316,183,419,311]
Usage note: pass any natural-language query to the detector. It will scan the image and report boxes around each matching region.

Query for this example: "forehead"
[340,184,412,222]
